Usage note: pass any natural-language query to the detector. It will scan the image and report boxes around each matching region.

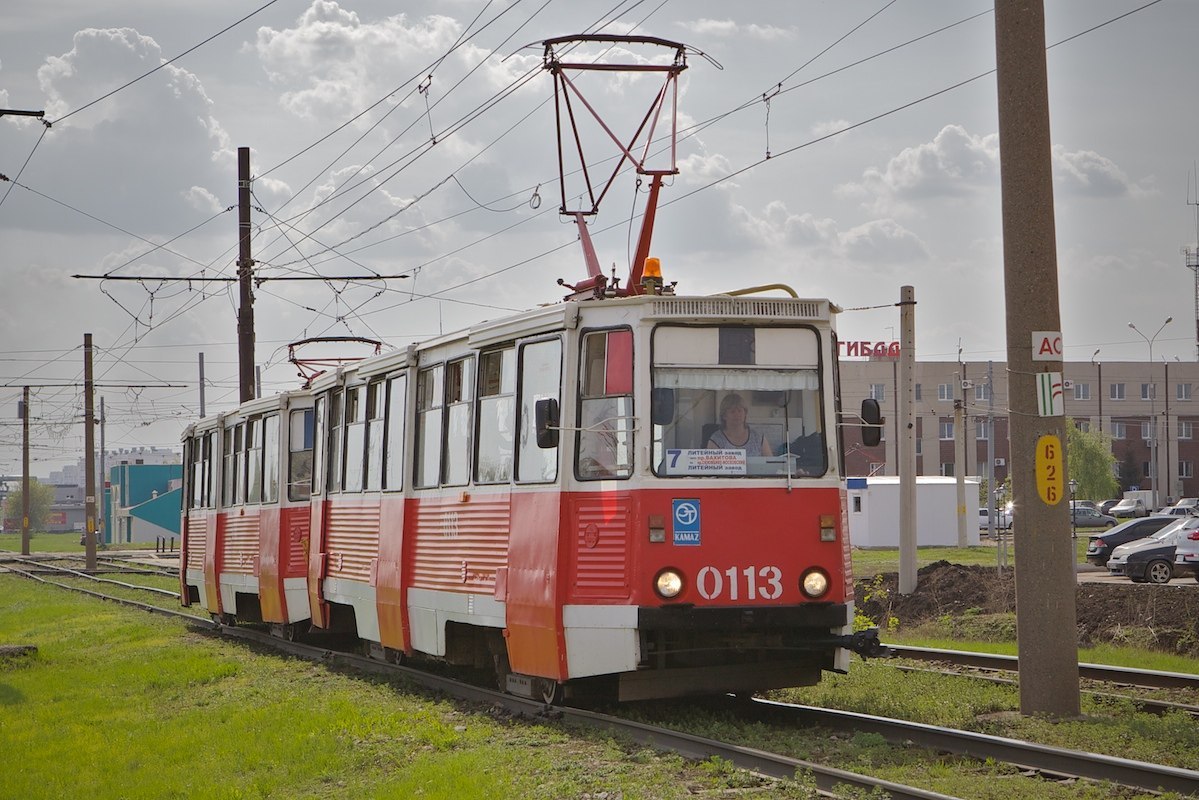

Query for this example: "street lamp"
[1129,317,1173,510]
[1091,348,1102,433]
[1068,478,1078,539]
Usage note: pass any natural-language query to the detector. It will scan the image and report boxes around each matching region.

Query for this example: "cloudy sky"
[2,0,1195,474]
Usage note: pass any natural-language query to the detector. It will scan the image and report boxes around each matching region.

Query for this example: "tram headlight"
[800,568,830,599]
[654,568,684,599]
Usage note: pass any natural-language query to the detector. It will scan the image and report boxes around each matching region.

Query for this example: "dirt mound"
[856,561,1199,656]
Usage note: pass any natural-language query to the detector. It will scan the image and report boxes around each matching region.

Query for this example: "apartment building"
[840,357,1199,502]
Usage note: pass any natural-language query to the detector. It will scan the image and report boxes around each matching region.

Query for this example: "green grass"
[625,659,1199,799]
[852,538,1093,577]
[0,532,160,553]
[0,576,807,799]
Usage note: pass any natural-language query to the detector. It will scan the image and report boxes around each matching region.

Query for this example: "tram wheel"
[534,677,561,705]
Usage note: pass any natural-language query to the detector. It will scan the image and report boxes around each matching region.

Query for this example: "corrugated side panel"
[185,510,207,572]
[284,508,310,578]
[570,495,631,598]
[223,511,260,576]
[324,501,382,581]
[411,495,511,594]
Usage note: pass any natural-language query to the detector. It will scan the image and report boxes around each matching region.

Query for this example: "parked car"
[1172,524,1199,581]
[1071,507,1116,528]
[1154,506,1197,518]
[1106,517,1199,583]
[1086,516,1177,566]
[1173,497,1199,510]
[978,507,1011,531]
[1070,499,1097,511]
[1109,498,1149,518]
[1099,499,1121,515]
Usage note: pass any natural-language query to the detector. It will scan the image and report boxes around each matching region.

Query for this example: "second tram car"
[181,290,884,701]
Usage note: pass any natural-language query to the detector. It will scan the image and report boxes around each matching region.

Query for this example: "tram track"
[888,643,1199,693]
[890,663,1199,719]
[4,560,1198,798]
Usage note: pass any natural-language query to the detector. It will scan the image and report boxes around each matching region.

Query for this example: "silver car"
[1173,522,1199,581]
[1107,517,1199,583]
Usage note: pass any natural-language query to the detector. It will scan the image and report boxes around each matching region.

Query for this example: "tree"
[2,479,57,533]
[1118,449,1141,493]
[1065,420,1119,501]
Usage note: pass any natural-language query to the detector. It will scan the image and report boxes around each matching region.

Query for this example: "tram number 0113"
[696,565,783,601]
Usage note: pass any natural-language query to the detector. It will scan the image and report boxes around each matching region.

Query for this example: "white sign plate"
[1036,372,1064,417]
[664,449,747,475]
[1032,331,1063,361]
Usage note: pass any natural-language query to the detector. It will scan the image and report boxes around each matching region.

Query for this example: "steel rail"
[7,567,1195,796]
[0,566,955,800]
[214,624,960,800]
[751,699,1199,796]
[0,561,210,625]
[891,664,1199,719]
[2,555,179,597]
[889,644,1199,691]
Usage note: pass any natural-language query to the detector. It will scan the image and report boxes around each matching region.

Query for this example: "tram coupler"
[832,629,893,659]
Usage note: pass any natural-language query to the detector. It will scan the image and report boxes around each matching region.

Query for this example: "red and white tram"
[181,286,884,701]
[180,33,883,701]
[181,391,315,635]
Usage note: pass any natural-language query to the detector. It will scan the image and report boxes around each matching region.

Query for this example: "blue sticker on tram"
[672,499,701,546]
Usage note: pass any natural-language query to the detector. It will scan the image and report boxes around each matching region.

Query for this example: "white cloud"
[255,2,465,119]
[842,218,929,263]
[677,18,738,37]
[1052,147,1142,198]
[184,186,223,214]
[842,124,1143,216]
[810,119,850,142]
[675,19,794,40]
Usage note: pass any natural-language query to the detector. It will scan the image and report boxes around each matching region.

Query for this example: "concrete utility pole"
[954,369,968,547]
[986,361,996,542]
[199,352,206,417]
[237,146,256,404]
[21,386,30,556]
[83,334,98,571]
[995,0,1080,717]
[99,396,106,546]
[898,286,918,594]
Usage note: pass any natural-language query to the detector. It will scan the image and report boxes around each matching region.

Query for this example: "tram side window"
[312,396,326,496]
[246,417,264,504]
[328,389,344,493]
[263,413,280,503]
[475,348,515,484]
[443,357,473,486]
[517,338,561,483]
[199,432,213,508]
[384,375,406,491]
[344,385,366,492]
[577,329,634,480]
[415,365,444,488]
[288,408,313,501]
[364,380,385,491]
[223,422,245,505]
[188,436,204,508]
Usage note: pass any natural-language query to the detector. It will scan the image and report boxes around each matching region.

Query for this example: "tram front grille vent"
[650,298,825,320]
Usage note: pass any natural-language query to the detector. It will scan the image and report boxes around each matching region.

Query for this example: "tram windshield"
[651,325,827,478]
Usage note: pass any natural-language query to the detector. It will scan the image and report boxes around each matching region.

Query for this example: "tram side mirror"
[650,388,675,425]
[535,398,560,448]
[861,398,883,448]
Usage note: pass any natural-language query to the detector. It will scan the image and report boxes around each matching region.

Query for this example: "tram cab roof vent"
[648,297,828,321]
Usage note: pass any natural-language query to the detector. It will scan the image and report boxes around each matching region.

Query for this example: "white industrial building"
[846,475,981,548]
